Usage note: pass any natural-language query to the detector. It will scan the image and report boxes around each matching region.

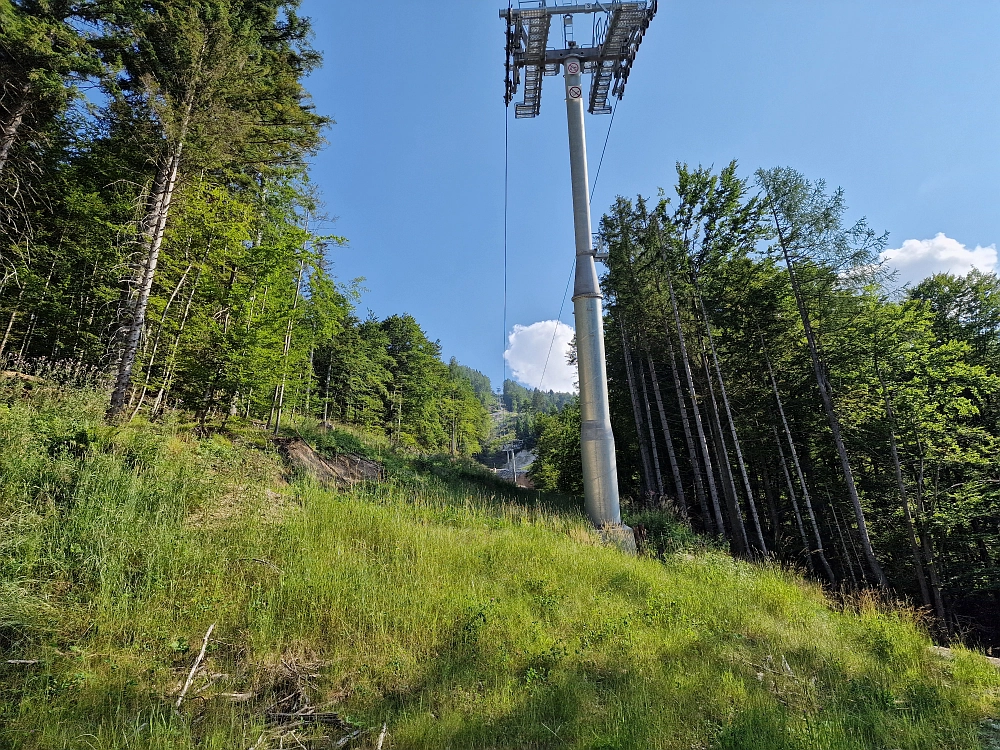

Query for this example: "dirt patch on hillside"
[275,438,383,489]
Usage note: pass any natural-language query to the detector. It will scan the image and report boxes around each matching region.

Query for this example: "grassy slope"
[2,383,999,750]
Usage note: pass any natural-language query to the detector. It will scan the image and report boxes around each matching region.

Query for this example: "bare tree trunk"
[17,312,36,359]
[267,384,280,429]
[273,258,305,436]
[108,143,184,420]
[765,346,836,583]
[829,499,859,589]
[323,355,333,425]
[620,322,656,494]
[647,351,687,513]
[970,518,999,604]
[0,290,23,358]
[0,82,30,178]
[130,264,191,420]
[771,212,888,589]
[701,348,749,555]
[667,333,712,534]
[774,426,816,576]
[875,361,931,608]
[759,463,782,554]
[0,314,16,361]
[661,266,725,536]
[151,257,204,418]
[16,258,57,359]
[72,259,99,358]
[111,164,171,375]
[451,399,457,457]
[911,430,947,624]
[693,287,766,553]
[637,354,664,495]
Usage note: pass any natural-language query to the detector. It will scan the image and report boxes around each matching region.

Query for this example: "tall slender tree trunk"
[764,345,836,583]
[0,311,15,360]
[0,285,24,358]
[111,162,171,371]
[620,322,655,494]
[637,354,664,495]
[451,394,457,457]
[694,286,765,553]
[647,351,687,513]
[0,81,30,178]
[151,256,204,418]
[108,142,185,419]
[267,384,280,429]
[667,337,711,532]
[759,463,783,553]
[661,266,725,536]
[773,429,814,574]
[17,313,36,359]
[828,499,859,589]
[305,345,314,415]
[17,258,57,359]
[970,518,999,605]
[875,361,931,608]
[323,355,333,425]
[701,348,749,555]
[911,430,947,624]
[619,238,664,496]
[273,258,305,436]
[770,212,888,589]
[130,264,192,420]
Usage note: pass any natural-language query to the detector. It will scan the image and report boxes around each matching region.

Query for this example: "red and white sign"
[568,86,582,99]
[566,61,580,75]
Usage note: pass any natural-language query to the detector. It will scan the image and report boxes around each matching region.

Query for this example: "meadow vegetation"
[2,380,999,749]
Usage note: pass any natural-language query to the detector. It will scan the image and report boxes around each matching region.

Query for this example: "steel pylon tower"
[500,1,656,544]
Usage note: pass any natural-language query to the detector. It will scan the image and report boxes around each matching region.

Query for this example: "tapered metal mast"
[500,1,657,539]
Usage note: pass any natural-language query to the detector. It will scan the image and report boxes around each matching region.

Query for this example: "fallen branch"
[269,710,348,728]
[335,729,364,748]
[377,724,388,750]
[5,660,40,665]
[176,622,216,710]
[220,692,255,702]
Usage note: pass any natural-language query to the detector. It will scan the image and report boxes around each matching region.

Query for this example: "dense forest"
[0,0,492,455]
[534,162,1000,641]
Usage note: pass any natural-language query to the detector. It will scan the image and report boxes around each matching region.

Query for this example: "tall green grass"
[1,382,998,749]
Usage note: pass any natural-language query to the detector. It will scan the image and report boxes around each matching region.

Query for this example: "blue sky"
[299,0,1000,392]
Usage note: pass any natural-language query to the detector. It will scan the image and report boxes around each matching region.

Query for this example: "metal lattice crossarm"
[501,1,657,118]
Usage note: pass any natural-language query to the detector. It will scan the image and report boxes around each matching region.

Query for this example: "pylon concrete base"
[600,524,637,555]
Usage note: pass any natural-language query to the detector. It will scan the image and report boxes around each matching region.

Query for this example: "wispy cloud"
[504,320,577,393]
[881,233,997,286]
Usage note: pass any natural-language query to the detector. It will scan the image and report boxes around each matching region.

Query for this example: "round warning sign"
[569,86,582,99]
[566,61,580,75]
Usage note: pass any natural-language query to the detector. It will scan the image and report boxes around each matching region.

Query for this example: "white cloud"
[881,233,997,286]
[504,320,577,393]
